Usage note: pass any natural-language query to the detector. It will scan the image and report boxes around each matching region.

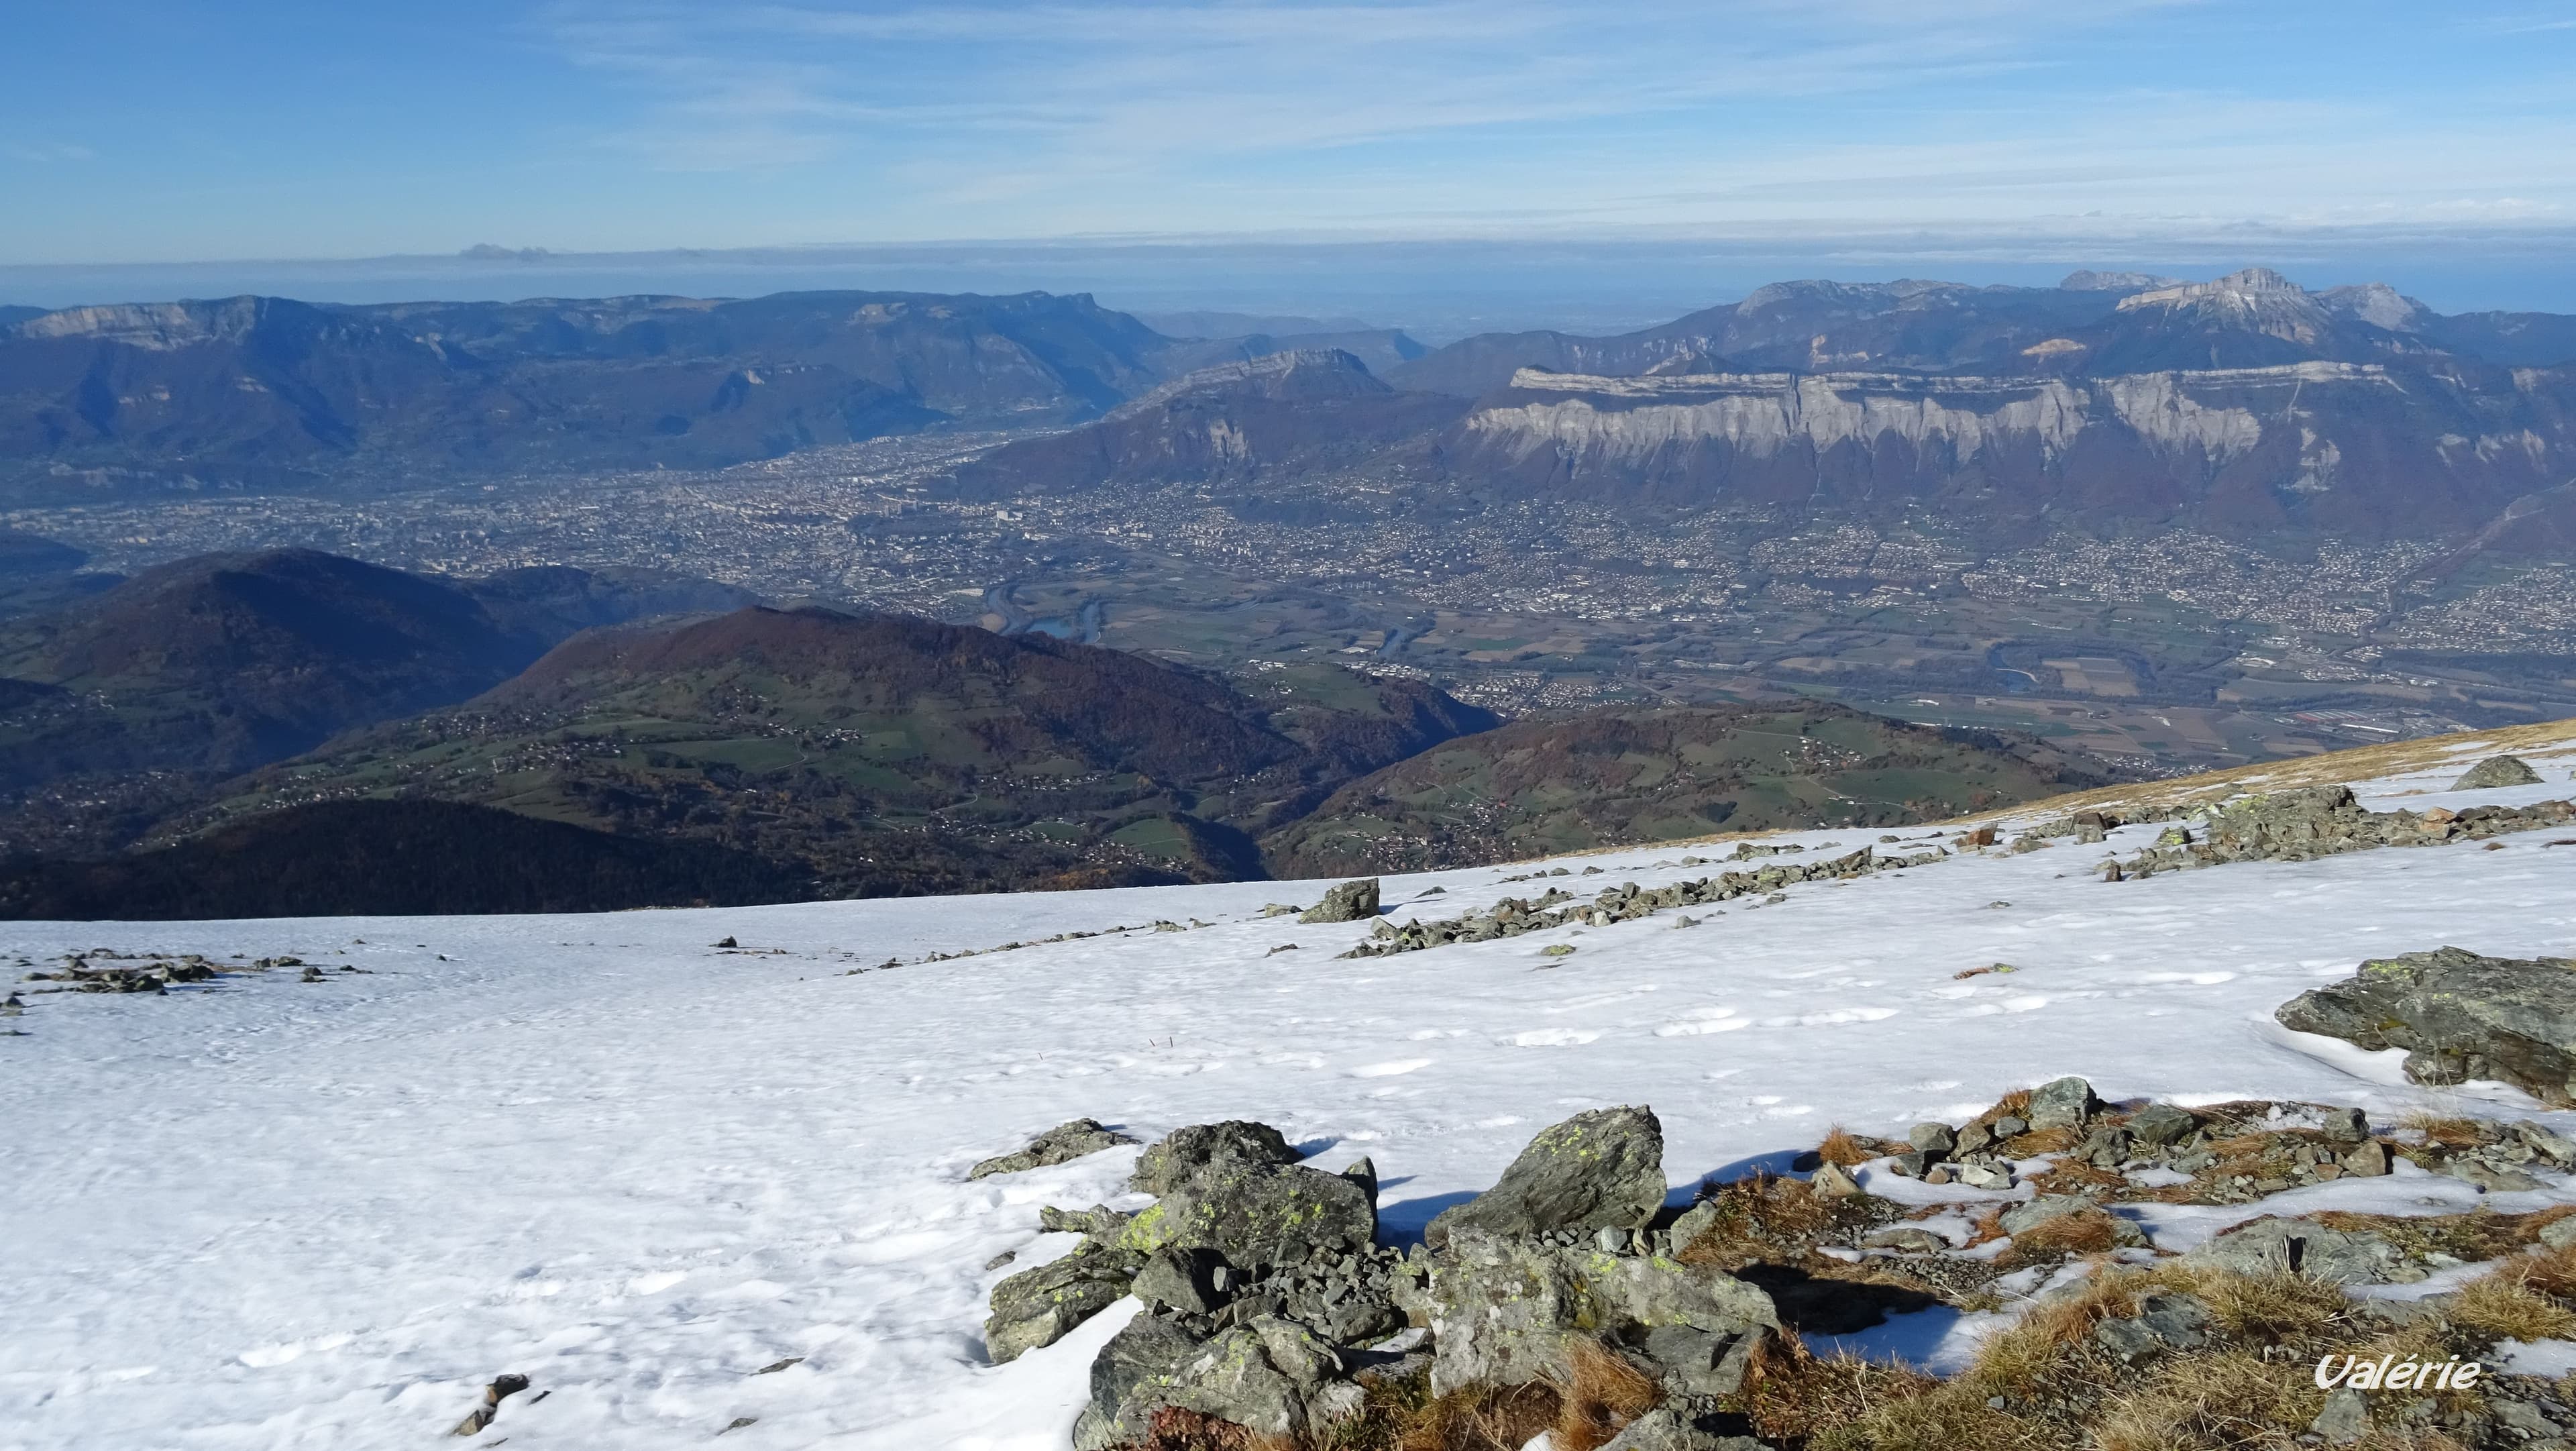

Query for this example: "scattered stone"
[1864,1226,1945,1252]
[712,935,738,948]
[2126,1102,2199,1146]
[2344,1140,2392,1177]
[1599,1407,1768,1450]
[1259,903,1301,918]
[1907,1122,1957,1157]
[970,1118,1142,1179]
[2092,1291,2213,1362]
[1809,1162,1863,1198]
[1540,944,1577,957]
[719,1415,758,1434]
[983,1250,1016,1271]
[2455,754,2543,791]
[1299,879,1381,924]
[1425,1106,1668,1250]
[752,1357,802,1375]
[2275,947,2576,1104]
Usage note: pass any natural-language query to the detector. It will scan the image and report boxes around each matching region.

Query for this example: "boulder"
[986,1244,1146,1362]
[970,1118,1140,1179]
[2092,1292,2212,1362]
[1299,879,1382,924]
[1132,1246,1230,1315]
[2000,1194,2147,1248]
[1072,1311,1210,1450]
[2027,1076,2098,1132]
[1132,1120,1300,1195]
[1599,1407,1770,1451]
[1122,1159,1376,1269]
[1425,1106,1668,1249]
[2274,947,2576,1105]
[2184,1216,2404,1285]
[1116,1315,1345,1438]
[1427,1232,1775,1397]
[2125,1103,2198,1146]
[2455,755,2543,791]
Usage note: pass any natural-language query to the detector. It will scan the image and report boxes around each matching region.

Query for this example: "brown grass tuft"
[1816,1125,1875,1167]
[1996,1207,2124,1267]
[2400,1112,2485,1148]
[1546,1342,1660,1451]
[1739,1332,1941,1447]
[1392,1383,1560,1451]
[2089,1347,2328,1451]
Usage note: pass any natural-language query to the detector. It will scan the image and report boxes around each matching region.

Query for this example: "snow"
[8,767,2576,1447]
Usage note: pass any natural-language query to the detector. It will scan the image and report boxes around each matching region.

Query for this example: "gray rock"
[2316,1106,2370,1143]
[1040,1204,1132,1236]
[2343,1140,2392,1177]
[1999,1194,2102,1237]
[1071,1311,1210,1450]
[1863,1226,1945,1252]
[1132,1246,1230,1315]
[2516,1120,2576,1167]
[2310,1387,2370,1444]
[1907,1122,1957,1157]
[2448,1159,2545,1193]
[2091,1292,2212,1364]
[971,1118,1143,1179]
[1598,1407,1768,1450]
[2125,1102,2199,1146]
[2274,947,2576,1106]
[1120,1315,1343,1438]
[2540,1216,2576,1250]
[1991,1114,2029,1139]
[1809,1162,1863,1198]
[1426,1231,1775,1397]
[1122,1160,1376,1269]
[2185,1216,2404,1285]
[985,1244,1144,1362]
[1299,879,1382,924]
[1340,1156,1379,1204]
[1424,1106,1667,1250]
[1132,1121,1299,1195]
[2027,1076,2098,1131]
[2455,755,2543,791]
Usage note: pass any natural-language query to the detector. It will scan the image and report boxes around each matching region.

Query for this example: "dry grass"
[2090,1347,2330,1451]
[1544,1342,1661,1451]
[2400,1112,2487,1149]
[1816,1125,1876,1167]
[1390,1383,1560,1451]
[1994,1207,2125,1267]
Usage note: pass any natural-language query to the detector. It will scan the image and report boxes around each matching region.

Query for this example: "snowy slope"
[6,735,2576,1449]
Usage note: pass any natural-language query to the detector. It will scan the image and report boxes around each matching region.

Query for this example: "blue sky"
[4,2,2575,316]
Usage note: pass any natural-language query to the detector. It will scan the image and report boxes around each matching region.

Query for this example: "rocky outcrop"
[2184,1217,2405,1285]
[969,1118,1140,1179]
[1298,878,1381,924]
[985,1241,1147,1363]
[2455,755,2544,790]
[1426,1106,1668,1248]
[2077,786,2575,883]
[1131,1120,1300,1195]
[1426,1232,1775,1397]
[2275,947,2576,1104]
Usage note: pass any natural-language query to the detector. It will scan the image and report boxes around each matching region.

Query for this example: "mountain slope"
[1260,701,2118,875]
[191,606,1498,898]
[949,350,1466,495]
[0,548,755,794]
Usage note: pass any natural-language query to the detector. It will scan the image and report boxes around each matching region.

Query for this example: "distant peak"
[2059,270,2184,292]
[2317,281,2430,332]
[1111,347,1387,417]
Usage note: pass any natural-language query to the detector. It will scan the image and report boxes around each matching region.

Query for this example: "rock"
[1072,1311,1210,1450]
[1863,1227,1945,1252]
[1954,1163,2012,1191]
[2448,1160,2545,1193]
[1133,1246,1231,1315]
[1299,879,1381,924]
[1340,1156,1379,1205]
[1040,1204,1133,1236]
[1124,1315,1344,1438]
[1124,1160,1376,1269]
[1425,1106,1668,1250]
[2455,755,2543,791]
[2315,1106,2370,1144]
[984,1250,1017,1271]
[1907,1122,1957,1157]
[1991,1114,2029,1139]
[2274,947,2576,1105]
[2310,1387,2371,1444]
[1426,1231,1775,1397]
[1598,1407,1769,1451]
[2185,1216,2404,1285]
[2093,1292,2212,1362]
[970,1118,1142,1179]
[2343,1140,2392,1177]
[2515,1120,2576,1167]
[1132,1121,1300,1195]
[2125,1103,2199,1146]
[1999,1195,2147,1248]
[2539,1216,2576,1250]
[986,1244,1144,1362]
[2027,1076,2098,1131]
[1809,1162,1862,1198]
